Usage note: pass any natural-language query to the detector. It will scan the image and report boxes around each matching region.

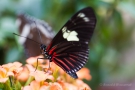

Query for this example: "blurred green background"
[0,0,135,90]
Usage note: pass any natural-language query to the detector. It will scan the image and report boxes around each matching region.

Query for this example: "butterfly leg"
[35,57,51,73]
[35,57,46,71]
[45,61,51,73]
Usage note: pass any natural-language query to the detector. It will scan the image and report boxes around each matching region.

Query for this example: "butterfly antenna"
[34,21,43,44]
[13,33,41,45]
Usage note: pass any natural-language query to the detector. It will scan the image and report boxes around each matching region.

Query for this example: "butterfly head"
[40,44,46,51]
[40,44,52,60]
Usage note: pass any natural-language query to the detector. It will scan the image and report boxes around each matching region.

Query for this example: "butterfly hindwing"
[47,7,96,78]
[48,41,89,78]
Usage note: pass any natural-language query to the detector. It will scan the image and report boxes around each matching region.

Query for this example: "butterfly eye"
[40,44,46,49]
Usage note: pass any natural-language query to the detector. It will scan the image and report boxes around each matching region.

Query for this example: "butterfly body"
[39,7,96,79]
[40,44,52,61]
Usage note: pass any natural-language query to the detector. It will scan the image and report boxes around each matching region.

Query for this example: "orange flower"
[22,81,40,90]
[26,64,36,72]
[65,83,78,90]
[26,56,50,72]
[22,86,31,90]
[40,86,49,90]
[57,80,67,90]
[0,54,92,90]
[23,81,50,90]
[26,56,45,65]
[30,70,49,82]
[50,82,63,90]
[40,82,50,90]
[0,67,9,83]
[17,66,29,82]
[77,68,92,80]
[2,62,22,70]
[30,81,40,90]
[23,56,92,90]
[2,62,23,75]
[75,79,91,90]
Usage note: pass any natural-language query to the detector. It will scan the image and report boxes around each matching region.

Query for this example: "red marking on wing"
[48,45,57,55]
[46,42,52,51]
[69,54,78,59]
[64,58,75,67]
[53,57,71,71]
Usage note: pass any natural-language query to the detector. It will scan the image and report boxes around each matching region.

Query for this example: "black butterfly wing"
[16,13,54,57]
[47,7,96,78]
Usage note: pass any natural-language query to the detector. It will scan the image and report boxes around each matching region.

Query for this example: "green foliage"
[53,67,59,82]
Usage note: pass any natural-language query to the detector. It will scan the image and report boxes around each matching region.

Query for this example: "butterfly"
[16,13,54,57]
[39,7,96,79]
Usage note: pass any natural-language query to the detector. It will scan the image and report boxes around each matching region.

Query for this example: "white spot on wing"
[37,24,53,38]
[19,24,30,44]
[16,19,21,27]
[83,17,89,22]
[29,23,54,38]
[66,31,79,41]
[30,23,35,29]
[77,13,90,22]
[78,13,85,17]
[63,32,69,38]
[62,27,79,41]
[80,63,84,66]
[70,31,78,35]
[62,27,67,33]
[67,35,79,41]
[85,41,88,44]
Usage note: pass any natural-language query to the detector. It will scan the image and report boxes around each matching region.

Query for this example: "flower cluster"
[0,56,92,90]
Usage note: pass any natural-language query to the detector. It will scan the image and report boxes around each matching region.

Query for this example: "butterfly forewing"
[47,7,96,78]
[17,14,54,57]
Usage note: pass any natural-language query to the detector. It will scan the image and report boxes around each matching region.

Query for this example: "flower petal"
[30,71,49,82]
[77,68,91,80]
[50,82,63,90]
[30,81,40,90]
[0,78,8,83]
[22,86,32,90]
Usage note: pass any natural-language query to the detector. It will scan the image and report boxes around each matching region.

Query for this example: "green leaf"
[0,83,4,89]
[14,80,22,90]
[24,76,34,86]
[52,67,59,82]
[3,80,12,90]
